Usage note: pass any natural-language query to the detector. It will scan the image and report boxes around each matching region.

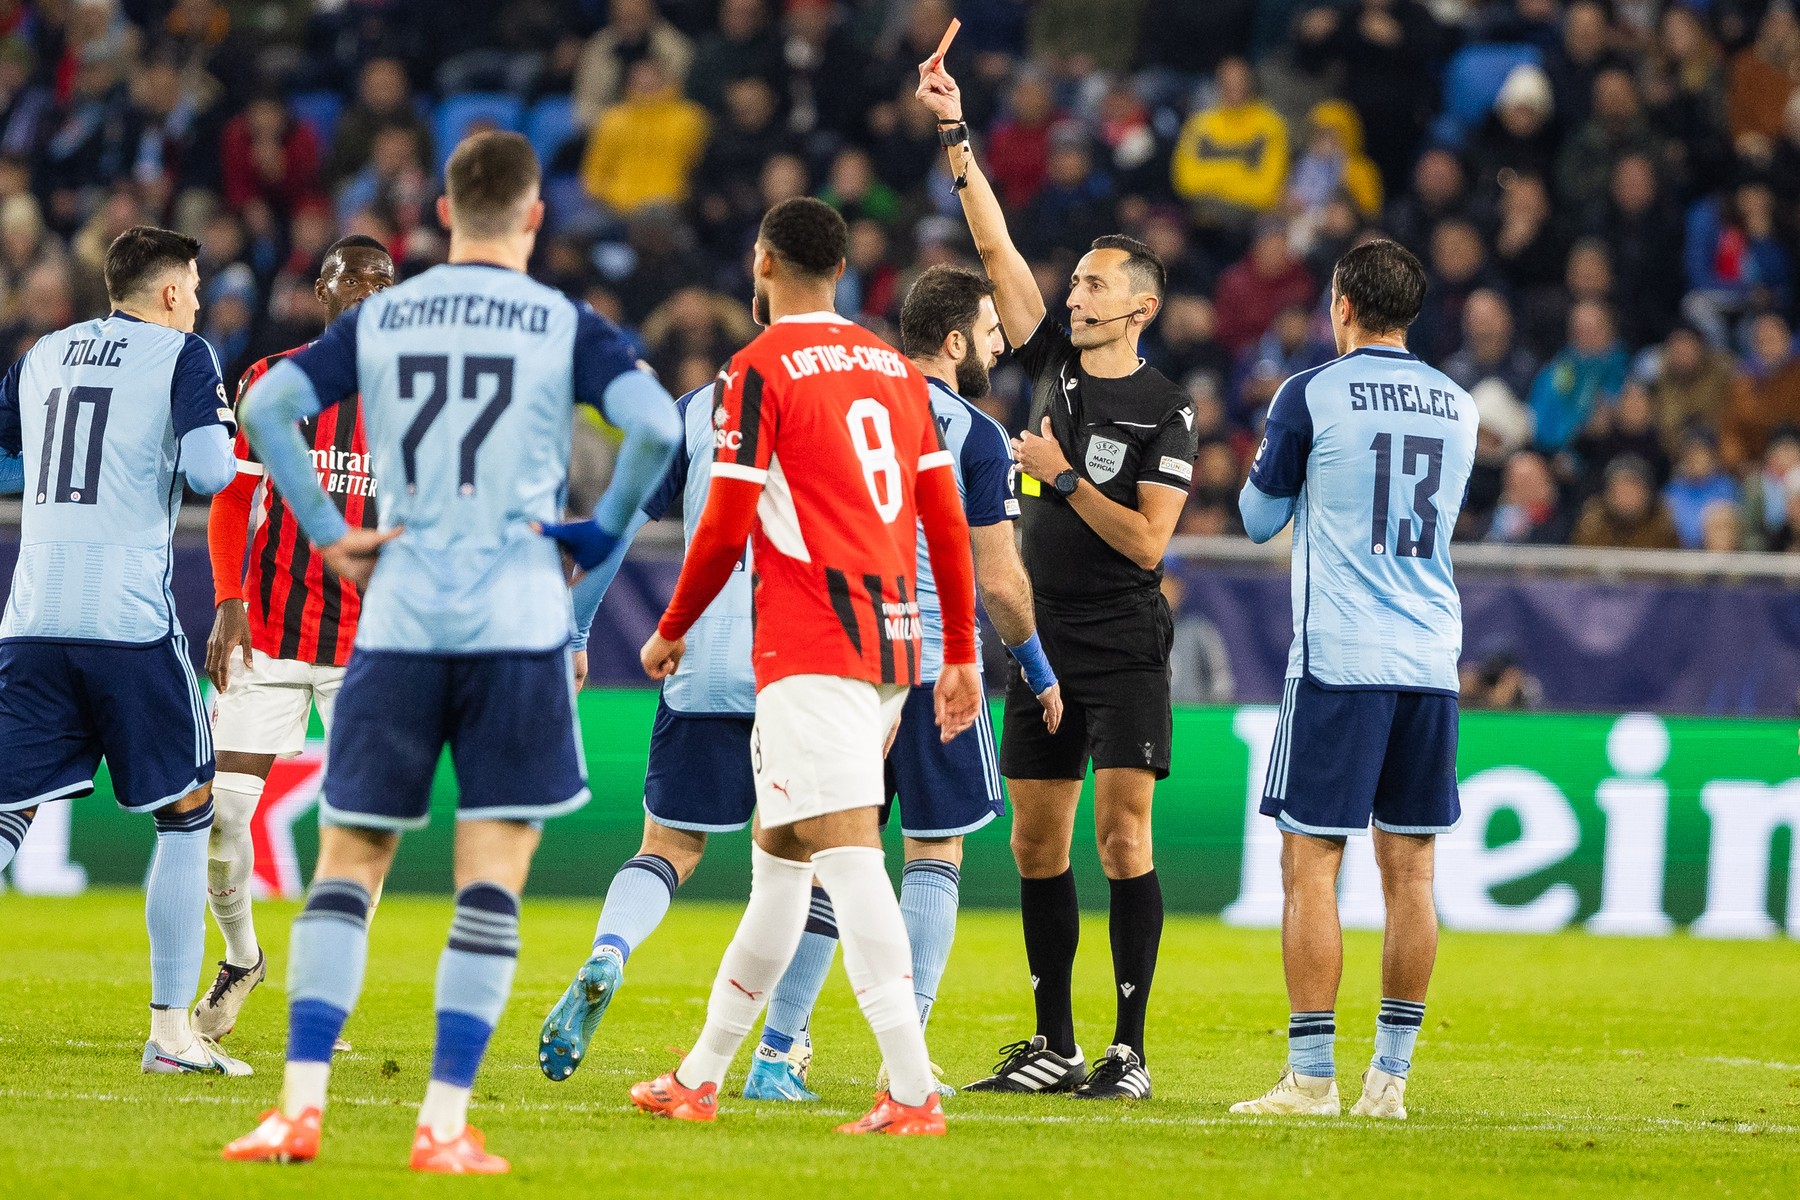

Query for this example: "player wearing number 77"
[630,197,983,1136]
[1233,239,1477,1121]
[222,131,681,1173]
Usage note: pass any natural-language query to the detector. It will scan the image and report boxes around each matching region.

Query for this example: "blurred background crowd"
[8,0,1800,557]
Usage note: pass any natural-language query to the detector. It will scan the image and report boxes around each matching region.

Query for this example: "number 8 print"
[846,397,903,522]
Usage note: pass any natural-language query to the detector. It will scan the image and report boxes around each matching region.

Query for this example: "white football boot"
[1229,1067,1340,1115]
[1349,1066,1408,1119]
[142,1031,253,1076]
[191,952,266,1039]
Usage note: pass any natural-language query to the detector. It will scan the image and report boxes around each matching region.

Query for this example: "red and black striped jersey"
[231,348,377,666]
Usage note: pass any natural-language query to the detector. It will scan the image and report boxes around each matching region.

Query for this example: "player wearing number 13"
[1233,239,1476,1121]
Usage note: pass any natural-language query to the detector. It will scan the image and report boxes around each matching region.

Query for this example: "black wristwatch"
[937,120,969,147]
[1053,469,1079,497]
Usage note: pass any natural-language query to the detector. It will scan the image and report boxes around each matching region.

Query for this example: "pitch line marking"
[0,1089,1792,1138]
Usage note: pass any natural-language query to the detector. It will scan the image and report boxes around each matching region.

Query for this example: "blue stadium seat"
[1432,43,1544,149]
[290,90,344,145]
[433,93,526,173]
[526,96,581,171]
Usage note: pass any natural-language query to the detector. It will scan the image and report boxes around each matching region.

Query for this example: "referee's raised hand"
[916,60,960,119]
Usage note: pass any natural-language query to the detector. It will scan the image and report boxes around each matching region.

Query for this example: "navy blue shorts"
[1259,676,1461,838]
[322,648,588,830]
[0,636,213,813]
[643,698,756,833]
[882,685,1005,838]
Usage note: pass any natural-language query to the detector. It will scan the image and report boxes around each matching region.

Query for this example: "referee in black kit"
[918,60,1197,1100]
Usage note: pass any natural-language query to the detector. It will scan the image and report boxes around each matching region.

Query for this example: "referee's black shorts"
[1000,588,1174,782]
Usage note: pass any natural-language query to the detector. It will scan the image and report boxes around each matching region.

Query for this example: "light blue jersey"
[569,385,756,712]
[1243,346,1478,694]
[276,263,656,654]
[917,377,1017,682]
[0,312,233,644]
[641,385,756,715]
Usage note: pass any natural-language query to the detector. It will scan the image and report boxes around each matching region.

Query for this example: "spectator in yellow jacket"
[581,60,710,215]
[1171,57,1289,223]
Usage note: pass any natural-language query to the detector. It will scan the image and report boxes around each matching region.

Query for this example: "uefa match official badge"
[1085,435,1126,483]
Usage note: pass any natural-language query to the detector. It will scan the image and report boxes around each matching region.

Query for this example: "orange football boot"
[628,1070,719,1122]
[410,1124,510,1174]
[836,1090,947,1136]
[221,1107,322,1163]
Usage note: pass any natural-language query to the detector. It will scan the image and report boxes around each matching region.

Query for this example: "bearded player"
[195,235,394,1040]
[627,197,981,1136]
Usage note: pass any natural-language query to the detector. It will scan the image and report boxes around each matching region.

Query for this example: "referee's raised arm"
[915,62,1045,346]
[917,43,1196,1104]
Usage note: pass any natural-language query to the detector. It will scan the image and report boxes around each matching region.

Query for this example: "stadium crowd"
[5,0,1800,552]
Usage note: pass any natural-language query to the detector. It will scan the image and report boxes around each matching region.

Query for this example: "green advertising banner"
[3,692,1795,937]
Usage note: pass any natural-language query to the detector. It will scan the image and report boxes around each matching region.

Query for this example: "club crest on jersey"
[1085,435,1127,483]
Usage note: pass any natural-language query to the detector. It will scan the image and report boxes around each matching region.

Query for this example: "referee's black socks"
[1109,869,1163,1062]
[1020,868,1080,1059]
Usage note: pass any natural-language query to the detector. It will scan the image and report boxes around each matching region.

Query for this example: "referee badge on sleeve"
[1085,435,1126,483]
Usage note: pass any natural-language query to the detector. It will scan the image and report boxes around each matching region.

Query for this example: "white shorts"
[210,648,345,757]
[751,674,907,829]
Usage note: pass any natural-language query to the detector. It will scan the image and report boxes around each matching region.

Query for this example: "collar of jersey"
[106,309,146,324]
[926,375,962,400]
[1346,346,1417,361]
[775,311,845,324]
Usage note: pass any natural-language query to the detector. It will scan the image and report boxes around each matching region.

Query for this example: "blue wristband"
[1008,632,1057,695]
[538,518,621,571]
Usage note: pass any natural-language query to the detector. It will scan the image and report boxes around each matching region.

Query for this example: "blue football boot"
[539,950,623,1081]
[742,1053,821,1101]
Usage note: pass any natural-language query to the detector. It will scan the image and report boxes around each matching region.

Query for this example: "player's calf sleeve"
[1372,999,1426,1078]
[207,773,265,968]
[592,853,679,961]
[422,882,521,1141]
[0,808,33,874]
[899,860,959,1030]
[282,877,371,1118]
[146,799,213,1037]
[677,845,812,1088]
[1288,1011,1336,1079]
[1108,869,1163,1060]
[287,879,373,1064]
[761,886,838,1054]
[813,846,934,1107]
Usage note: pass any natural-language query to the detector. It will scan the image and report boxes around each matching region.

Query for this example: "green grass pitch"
[1,889,1796,1198]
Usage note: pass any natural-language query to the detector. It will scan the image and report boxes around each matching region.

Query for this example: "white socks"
[812,845,934,1107]
[208,772,264,967]
[676,845,813,1088]
[149,1004,193,1050]
[282,1061,330,1118]
[419,1079,471,1141]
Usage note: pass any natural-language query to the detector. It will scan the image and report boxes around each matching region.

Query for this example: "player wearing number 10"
[222,132,681,1173]
[0,225,245,1076]
[1233,239,1476,1121]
